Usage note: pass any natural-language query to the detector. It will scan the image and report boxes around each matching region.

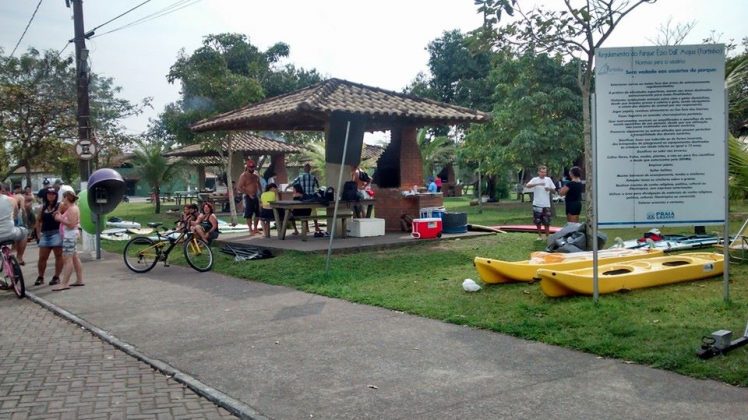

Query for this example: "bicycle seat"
[147,222,162,228]
[0,240,14,247]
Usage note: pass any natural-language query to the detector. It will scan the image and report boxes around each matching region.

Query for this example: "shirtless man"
[236,159,262,234]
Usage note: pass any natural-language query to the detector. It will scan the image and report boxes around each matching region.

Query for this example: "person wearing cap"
[34,187,63,286]
[52,190,83,290]
[37,178,51,199]
[236,159,262,234]
[0,190,28,274]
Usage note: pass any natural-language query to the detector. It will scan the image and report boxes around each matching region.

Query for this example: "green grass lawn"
[103,197,748,386]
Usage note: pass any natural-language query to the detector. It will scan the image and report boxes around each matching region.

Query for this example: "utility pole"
[67,0,97,258]
[67,0,94,183]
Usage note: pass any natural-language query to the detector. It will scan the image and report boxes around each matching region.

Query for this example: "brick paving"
[0,293,236,419]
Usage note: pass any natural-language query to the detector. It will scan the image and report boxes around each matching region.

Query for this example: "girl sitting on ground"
[177,204,198,233]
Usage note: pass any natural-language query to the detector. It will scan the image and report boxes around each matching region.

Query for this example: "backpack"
[342,181,359,201]
[324,186,335,202]
[358,170,371,183]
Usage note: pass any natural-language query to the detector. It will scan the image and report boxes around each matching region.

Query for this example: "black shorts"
[566,200,582,216]
[260,208,275,221]
[243,195,260,218]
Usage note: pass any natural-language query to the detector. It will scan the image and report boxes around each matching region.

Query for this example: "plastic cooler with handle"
[411,217,443,239]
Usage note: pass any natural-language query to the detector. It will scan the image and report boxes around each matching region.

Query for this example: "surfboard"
[467,224,506,233]
[101,228,127,235]
[126,228,154,235]
[493,225,562,234]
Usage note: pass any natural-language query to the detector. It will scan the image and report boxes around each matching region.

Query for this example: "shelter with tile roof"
[191,78,489,230]
[164,132,303,188]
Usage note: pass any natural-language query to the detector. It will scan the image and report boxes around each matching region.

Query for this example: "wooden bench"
[293,211,353,241]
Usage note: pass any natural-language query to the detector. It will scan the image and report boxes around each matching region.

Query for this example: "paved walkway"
[0,292,235,419]
[14,244,748,419]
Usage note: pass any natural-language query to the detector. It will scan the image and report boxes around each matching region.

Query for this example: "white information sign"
[595,44,726,228]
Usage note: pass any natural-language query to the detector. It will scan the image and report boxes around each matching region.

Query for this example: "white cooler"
[347,218,385,237]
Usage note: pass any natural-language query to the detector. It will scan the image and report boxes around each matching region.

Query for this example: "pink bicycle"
[1,240,25,298]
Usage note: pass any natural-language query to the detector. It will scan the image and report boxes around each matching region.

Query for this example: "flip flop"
[70,283,85,287]
[52,287,70,291]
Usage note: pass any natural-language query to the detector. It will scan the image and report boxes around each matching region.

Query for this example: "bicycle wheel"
[183,237,213,272]
[123,237,160,273]
[9,256,25,298]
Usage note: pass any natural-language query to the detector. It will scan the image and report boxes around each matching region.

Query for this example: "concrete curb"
[25,291,268,420]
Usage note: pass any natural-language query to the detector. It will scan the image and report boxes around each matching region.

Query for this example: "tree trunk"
[155,186,161,214]
[486,175,497,201]
[23,159,32,188]
[225,133,238,225]
[581,67,594,249]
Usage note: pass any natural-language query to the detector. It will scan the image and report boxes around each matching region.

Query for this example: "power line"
[9,0,44,58]
[89,0,152,33]
[90,0,204,40]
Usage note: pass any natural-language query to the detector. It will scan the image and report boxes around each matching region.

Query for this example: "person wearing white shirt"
[525,165,556,241]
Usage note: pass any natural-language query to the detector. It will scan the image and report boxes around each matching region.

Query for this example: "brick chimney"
[395,126,423,188]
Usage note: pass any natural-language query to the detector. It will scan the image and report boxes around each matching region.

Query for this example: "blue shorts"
[39,230,62,248]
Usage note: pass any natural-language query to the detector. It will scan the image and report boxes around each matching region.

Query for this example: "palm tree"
[131,139,187,214]
[417,129,455,179]
[302,140,379,187]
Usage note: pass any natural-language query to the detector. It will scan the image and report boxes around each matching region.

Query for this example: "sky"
[1,0,746,136]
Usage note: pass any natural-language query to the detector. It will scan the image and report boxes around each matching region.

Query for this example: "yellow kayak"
[474,248,663,284]
[538,252,724,297]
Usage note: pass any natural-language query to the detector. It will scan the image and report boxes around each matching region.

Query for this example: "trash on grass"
[462,278,481,292]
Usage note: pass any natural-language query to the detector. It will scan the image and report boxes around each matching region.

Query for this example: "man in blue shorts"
[236,159,262,234]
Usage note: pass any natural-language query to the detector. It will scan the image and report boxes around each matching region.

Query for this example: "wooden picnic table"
[174,192,198,206]
[269,199,375,240]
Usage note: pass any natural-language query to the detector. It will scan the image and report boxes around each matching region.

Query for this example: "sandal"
[34,277,44,286]
[49,276,60,286]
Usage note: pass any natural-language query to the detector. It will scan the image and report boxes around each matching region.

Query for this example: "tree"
[465,52,582,178]
[725,39,748,137]
[476,0,656,228]
[89,73,151,167]
[161,33,322,144]
[131,139,187,214]
[417,129,455,179]
[0,48,76,184]
[0,48,149,184]
[406,30,495,112]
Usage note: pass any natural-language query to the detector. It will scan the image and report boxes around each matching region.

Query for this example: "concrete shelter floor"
[218,229,493,253]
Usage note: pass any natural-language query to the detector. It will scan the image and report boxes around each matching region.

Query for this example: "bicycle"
[123,222,214,273]
[1,240,25,298]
